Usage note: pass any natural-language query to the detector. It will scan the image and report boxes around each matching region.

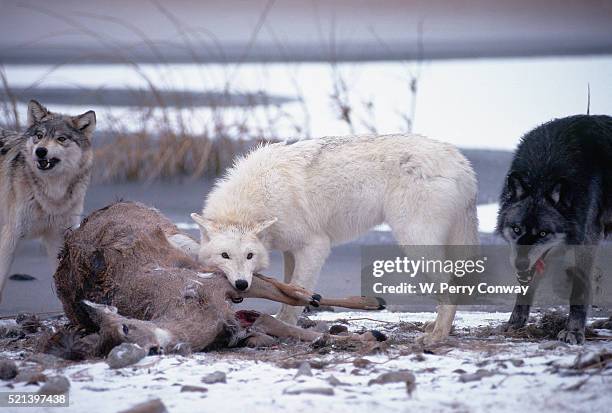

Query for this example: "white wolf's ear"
[252,217,278,235]
[190,213,217,239]
[27,100,50,126]
[72,111,96,137]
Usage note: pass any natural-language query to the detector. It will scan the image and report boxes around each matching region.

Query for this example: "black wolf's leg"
[504,284,536,331]
[558,248,594,345]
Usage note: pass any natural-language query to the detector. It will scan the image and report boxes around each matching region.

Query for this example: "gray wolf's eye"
[35,132,43,140]
[247,253,253,260]
[221,252,230,259]
[512,225,521,234]
[57,136,67,142]
[122,324,129,335]
[539,231,548,238]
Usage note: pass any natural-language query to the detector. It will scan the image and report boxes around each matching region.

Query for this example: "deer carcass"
[53,202,385,356]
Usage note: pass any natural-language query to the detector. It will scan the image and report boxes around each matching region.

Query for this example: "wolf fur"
[0,100,96,300]
[497,115,612,344]
[183,134,478,344]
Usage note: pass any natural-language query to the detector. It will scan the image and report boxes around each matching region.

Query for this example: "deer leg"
[248,313,385,343]
[245,274,386,311]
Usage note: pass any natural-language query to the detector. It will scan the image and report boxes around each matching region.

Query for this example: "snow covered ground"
[2,311,610,413]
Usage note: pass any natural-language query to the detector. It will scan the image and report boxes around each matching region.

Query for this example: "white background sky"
[3,55,612,150]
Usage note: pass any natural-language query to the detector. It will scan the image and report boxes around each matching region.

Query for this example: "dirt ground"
[0,310,611,413]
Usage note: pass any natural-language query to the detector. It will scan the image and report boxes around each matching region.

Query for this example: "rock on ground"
[107,343,147,369]
[0,358,18,380]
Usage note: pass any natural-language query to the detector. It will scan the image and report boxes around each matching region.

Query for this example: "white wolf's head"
[190,213,277,291]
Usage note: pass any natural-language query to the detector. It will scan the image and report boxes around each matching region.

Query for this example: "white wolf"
[179,134,478,343]
[0,100,96,301]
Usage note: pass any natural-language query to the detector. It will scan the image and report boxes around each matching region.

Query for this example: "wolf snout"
[515,257,530,272]
[35,147,48,158]
[235,279,249,291]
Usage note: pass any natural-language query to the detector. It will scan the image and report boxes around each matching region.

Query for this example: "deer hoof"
[370,330,387,341]
[375,297,386,310]
[309,294,321,307]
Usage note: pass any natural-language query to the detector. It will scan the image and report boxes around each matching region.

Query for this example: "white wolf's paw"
[423,320,436,333]
[416,331,446,347]
[557,329,585,345]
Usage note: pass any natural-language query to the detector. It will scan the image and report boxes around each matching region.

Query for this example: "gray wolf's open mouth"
[37,158,60,171]
[516,249,551,285]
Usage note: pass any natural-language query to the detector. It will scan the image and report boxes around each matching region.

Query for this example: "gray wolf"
[51,202,385,357]
[0,100,96,300]
[181,134,479,344]
[497,115,612,344]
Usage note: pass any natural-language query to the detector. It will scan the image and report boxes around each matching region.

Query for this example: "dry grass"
[93,130,270,182]
[0,4,425,183]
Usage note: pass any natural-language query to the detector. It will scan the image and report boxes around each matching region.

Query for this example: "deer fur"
[52,202,385,356]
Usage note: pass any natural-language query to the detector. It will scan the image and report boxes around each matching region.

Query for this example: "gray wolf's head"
[190,213,276,291]
[497,173,568,284]
[24,100,96,177]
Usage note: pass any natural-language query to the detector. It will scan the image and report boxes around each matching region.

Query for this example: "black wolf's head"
[497,173,569,284]
[23,100,96,176]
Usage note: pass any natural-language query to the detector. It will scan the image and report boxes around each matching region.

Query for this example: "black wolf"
[497,115,612,344]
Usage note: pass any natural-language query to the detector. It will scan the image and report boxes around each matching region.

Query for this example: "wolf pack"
[0,100,610,352]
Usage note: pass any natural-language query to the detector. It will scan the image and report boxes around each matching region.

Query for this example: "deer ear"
[507,173,526,200]
[252,217,278,234]
[80,300,118,325]
[27,100,49,126]
[73,110,96,136]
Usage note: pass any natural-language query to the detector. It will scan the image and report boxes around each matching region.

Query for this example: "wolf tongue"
[535,258,545,274]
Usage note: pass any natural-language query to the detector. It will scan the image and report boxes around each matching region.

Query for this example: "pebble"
[118,398,168,413]
[107,343,147,369]
[283,385,334,396]
[38,375,70,394]
[180,385,208,393]
[458,369,496,383]
[294,362,313,378]
[539,341,569,350]
[0,359,18,380]
[368,370,416,386]
[201,371,226,384]
[329,325,349,335]
[14,370,47,385]
[353,358,372,368]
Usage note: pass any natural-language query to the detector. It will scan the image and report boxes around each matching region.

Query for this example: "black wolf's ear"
[507,173,526,200]
[547,181,566,206]
[72,111,96,137]
[27,100,50,126]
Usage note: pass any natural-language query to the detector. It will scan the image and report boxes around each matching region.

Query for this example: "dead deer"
[52,202,385,356]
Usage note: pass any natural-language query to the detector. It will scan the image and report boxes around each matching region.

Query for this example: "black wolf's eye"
[512,225,521,234]
[539,231,548,238]
[122,324,129,335]
[57,136,67,142]
[221,252,230,259]
[246,253,253,260]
